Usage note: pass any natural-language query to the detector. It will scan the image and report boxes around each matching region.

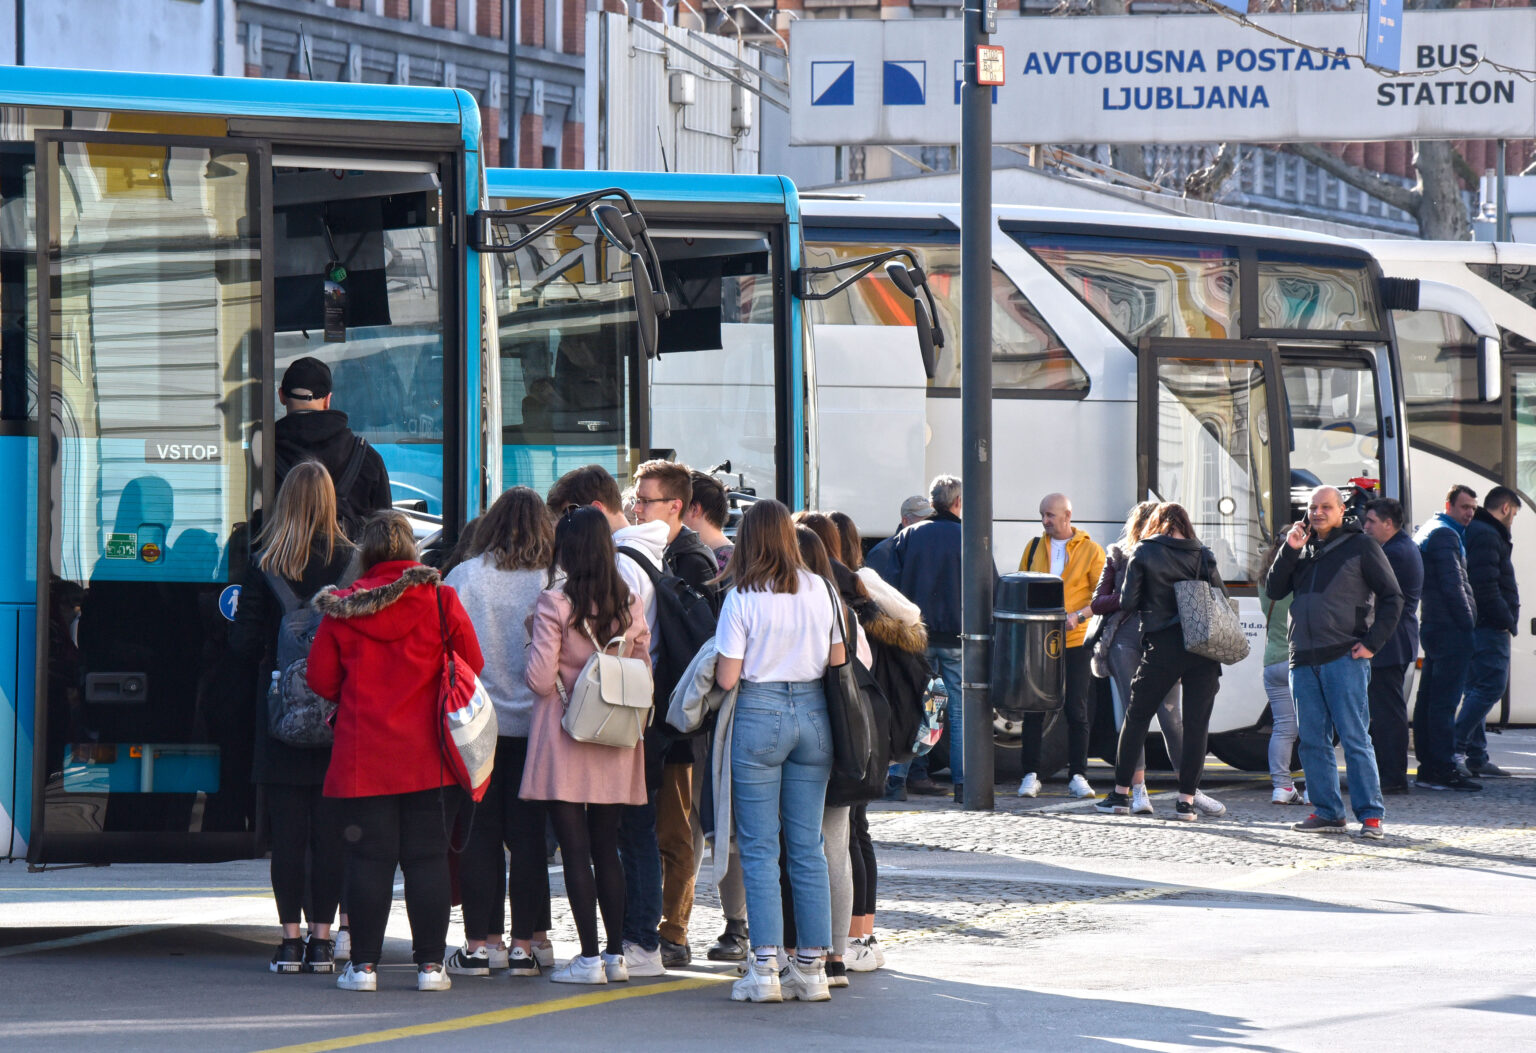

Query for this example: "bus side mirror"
[628,250,660,360]
[885,260,939,379]
[1479,334,1502,402]
[912,299,938,381]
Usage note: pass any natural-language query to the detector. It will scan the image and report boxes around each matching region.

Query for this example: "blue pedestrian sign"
[218,584,242,622]
[883,61,926,106]
[811,61,854,106]
[1367,0,1404,71]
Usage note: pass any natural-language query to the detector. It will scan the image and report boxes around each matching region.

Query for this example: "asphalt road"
[2,732,1533,1052]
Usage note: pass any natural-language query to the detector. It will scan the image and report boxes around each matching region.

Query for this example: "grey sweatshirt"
[444,555,547,737]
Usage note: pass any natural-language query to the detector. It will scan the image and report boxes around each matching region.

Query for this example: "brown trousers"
[657,762,696,945]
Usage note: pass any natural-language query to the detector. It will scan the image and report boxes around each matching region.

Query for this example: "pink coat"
[520,588,651,805]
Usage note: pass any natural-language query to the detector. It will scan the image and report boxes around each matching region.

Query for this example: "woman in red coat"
[307,510,484,993]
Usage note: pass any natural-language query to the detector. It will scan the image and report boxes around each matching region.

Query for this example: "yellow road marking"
[251,975,726,1053]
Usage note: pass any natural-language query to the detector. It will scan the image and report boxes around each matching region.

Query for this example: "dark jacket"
[864,532,899,581]
[275,409,392,532]
[1414,512,1476,644]
[1119,534,1226,635]
[1465,506,1519,633]
[665,525,722,611]
[1373,530,1423,669]
[1264,522,1404,668]
[228,542,355,786]
[881,511,964,646]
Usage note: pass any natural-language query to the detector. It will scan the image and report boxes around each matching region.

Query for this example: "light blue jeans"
[1264,661,1299,789]
[731,679,833,951]
[1291,656,1384,822]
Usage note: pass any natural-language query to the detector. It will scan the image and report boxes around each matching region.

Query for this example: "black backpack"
[276,435,372,540]
[616,546,718,708]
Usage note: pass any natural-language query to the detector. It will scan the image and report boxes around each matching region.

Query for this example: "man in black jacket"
[1454,486,1521,779]
[1266,486,1403,840]
[274,357,391,538]
[1361,498,1423,794]
[1412,484,1481,791]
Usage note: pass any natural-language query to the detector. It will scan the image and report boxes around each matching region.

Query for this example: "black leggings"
[547,801,625,959]
[1114,626,1221,796]
[340,787,462,967]
[848,804,877,917]
[458,737,552,942]
[265,782,345,928]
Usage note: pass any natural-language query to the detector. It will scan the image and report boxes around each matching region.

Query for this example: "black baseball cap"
[280,357,332,400]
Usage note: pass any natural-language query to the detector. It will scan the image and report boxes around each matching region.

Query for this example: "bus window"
[1148,356,1273,585]
[273,163,447,516]
[0,142,34,426]
[1022,236,1239,345]
[802,239,1087,396]
[1511,370,1536,502]
[1257,254,1380,333]
[1394,308,1501,473]
[1280,358,1381,490]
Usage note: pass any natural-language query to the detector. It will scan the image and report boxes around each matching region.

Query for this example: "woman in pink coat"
[522,506,650,985]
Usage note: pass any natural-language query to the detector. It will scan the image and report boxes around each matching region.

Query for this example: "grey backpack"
[264,572,336,747]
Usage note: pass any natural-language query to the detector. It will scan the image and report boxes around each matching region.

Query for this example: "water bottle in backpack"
[264,572,336,747]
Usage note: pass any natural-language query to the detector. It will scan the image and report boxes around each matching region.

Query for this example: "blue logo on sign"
[883,61,926,106]
[218,584,242,622]
[953,60,998,105]
[811,61,854,106]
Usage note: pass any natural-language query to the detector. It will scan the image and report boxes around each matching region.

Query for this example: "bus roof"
[0,64,475,137]
[802,198,1373,256]
[487,169,797,207]
[1355,239,1536,266]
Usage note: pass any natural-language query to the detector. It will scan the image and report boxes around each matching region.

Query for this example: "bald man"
[1265,485,1404,840]
[1018,492,1105,799]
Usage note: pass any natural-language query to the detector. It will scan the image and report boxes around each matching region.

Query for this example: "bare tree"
[1284,141,1472,239]
[1184,143,1237,201]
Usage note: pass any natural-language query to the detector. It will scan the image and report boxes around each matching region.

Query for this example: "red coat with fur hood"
[307,560,484,798]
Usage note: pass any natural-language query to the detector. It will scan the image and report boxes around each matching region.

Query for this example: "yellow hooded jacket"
[1021,528,1106,649]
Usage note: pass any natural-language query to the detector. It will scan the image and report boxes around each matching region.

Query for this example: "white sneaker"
[486,944,510,970]
[730,960,783,1003]
[1016,773,1040,798]
[844,939,878,973]
[550,955,607,985]
[1272,785,1306,805]
[601,952,630,982]
[623,939,666,977]
[417,963,451,991]
[532,941,555,969]
[332,928,351,962]
[1067,774,1095,799]
[868,936,886,969]
[1130,784,1154,815]
[1192,791,1226,817]
[780,957,832,1002]
[444,945,490,977]
[336,961,376,992]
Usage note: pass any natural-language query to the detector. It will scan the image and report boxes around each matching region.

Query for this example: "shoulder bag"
[556,621,654,748]
[436,585,499,802]
[1173,550,1250,665]
[821,580,878,787]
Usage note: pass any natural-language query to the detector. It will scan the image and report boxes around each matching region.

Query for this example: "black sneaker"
[506,947,541,977]
[660,937,692,968]
[1444,772,1483,792]
[1173,800,1198,822]
[882,779,908,802]
[907,778,946,796]
[302,935,335,974]
[825,959,849,988]
[1415,775,1452,791]
[707,922,749,962]
[270,937,305,974]
[1292,813,1348,833]
[1094,791,1130,815]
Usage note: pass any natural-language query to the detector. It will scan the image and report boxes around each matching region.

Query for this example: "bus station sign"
[789,9,1536,145]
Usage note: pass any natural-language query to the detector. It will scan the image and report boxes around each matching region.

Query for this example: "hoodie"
[613,519,668,637]
[274,409,392,528]
[307,560,484,798]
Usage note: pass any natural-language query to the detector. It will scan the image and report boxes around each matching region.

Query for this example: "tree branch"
[1282,142,1422,215]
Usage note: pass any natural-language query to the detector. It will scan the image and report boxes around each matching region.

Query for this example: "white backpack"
[556,624,654,748]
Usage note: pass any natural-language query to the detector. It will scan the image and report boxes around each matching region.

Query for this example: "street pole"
[960,0,994,811]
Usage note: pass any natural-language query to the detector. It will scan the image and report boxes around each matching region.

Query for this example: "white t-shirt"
[717,569,842,684]
[1049,537,1068,577]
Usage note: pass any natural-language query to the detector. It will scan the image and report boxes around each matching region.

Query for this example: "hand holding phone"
[1285,519,1309,550]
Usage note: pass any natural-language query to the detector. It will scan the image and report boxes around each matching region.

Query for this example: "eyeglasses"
[633,496,678,506]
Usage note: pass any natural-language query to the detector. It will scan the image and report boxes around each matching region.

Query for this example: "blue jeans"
[731,680,833,951]
[1264,661,1298,789]
[1291,656,1383,822]
[889,645,964,787]
[617,796,662,951]
[1413,633,1473,783]
[1455,627,1512,768]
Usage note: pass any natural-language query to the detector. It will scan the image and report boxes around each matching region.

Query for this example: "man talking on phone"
[1265,486,1403,840]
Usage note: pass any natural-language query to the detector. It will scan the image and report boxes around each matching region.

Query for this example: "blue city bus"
[0,65,587,865]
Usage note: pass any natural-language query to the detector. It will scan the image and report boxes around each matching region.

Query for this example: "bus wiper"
[471,189,672,358]
[795,250,942,379]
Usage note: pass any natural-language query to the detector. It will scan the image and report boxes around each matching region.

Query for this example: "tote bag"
[1173,552,1250,665]
[436,586,499,802]
[821,580,878,786]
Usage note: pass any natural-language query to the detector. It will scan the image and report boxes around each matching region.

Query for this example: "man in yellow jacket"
[1017,492,1106,799]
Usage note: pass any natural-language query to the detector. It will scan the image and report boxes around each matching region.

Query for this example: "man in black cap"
[275,356,391,538]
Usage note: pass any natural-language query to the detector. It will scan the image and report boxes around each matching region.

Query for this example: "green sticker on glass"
[105,533,138,560]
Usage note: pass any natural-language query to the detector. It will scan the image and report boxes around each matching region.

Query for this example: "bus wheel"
[1208,730,1273,774]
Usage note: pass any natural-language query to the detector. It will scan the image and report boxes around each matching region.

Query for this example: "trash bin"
[991,572,1066,721]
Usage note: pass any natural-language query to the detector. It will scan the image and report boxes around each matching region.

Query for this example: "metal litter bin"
[991,572,1066,721]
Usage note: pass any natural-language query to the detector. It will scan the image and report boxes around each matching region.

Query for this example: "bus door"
[33,132,267,863]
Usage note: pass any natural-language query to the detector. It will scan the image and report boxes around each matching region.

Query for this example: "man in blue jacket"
[882,475,966,801]
[1412,484,1481,792]
[1455,486,1521,780]
[1362,498,1423,794]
